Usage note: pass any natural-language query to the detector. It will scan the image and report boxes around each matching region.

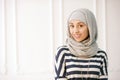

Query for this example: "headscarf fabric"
[66,8,99,58]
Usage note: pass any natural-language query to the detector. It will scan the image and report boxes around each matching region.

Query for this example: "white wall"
[0,0,54,80]
[106,0,120,80]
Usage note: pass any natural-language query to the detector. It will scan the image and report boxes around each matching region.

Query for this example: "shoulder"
[57,45,69,53]
[56,45,69,56]
[97,49,107,57]
[55,45,69,61]
[96,49,108,61]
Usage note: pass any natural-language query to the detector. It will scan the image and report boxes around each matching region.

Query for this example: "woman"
[55,8,108,80]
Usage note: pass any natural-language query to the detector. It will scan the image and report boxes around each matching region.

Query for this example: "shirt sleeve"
[54,47,67,80]
[99,52,108,80]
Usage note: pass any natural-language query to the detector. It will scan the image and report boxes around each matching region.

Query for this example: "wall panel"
[0,0,6,75]
[16,0,53,78]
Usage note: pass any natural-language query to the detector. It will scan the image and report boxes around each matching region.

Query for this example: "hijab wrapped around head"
[66,8,99,58]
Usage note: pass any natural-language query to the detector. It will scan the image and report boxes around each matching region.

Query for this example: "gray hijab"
[66,8,99,57]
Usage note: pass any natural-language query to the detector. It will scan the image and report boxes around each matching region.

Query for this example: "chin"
[75,39,82,42]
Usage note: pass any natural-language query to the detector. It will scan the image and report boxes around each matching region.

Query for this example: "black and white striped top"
[55,46,108,80]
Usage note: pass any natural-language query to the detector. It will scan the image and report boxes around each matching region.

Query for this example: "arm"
[99,52,108,80]
[54,47,67,80]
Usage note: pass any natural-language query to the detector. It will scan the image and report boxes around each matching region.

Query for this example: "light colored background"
[0,0,119,80]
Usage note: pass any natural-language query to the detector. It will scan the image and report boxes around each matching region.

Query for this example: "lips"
[73,34,81,39]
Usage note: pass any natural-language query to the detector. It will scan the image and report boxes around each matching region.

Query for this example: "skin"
[69,20,89,42]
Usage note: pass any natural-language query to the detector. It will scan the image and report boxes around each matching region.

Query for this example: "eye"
[69,25,74,28]
[79,25,84,27]
[78,22,86,27]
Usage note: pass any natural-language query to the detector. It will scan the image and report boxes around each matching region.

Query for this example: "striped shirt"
[55,46,108,80]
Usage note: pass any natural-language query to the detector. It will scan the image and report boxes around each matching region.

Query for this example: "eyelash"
[69,25,74,28]
[69,25,84,28]
[80,25,83,27]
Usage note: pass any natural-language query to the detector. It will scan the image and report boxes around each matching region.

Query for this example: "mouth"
[73,34,81,38]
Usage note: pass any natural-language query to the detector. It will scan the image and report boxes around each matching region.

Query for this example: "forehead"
[69,19,85,24]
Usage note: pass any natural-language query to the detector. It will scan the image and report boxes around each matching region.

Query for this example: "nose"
[74,27,79,33]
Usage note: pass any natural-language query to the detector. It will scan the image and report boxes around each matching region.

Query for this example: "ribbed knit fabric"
[55,46,108,80]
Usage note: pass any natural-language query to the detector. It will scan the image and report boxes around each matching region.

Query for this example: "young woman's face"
[69,20,89,42]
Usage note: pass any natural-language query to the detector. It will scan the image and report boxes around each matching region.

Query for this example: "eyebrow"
[77,22,85,24]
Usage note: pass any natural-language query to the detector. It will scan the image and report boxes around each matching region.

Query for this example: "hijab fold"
[66,8,99,57]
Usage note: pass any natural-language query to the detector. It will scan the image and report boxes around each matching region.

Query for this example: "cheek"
[69,28,72,37]
[85,31,89,37]
[84,29,89,38]
[69,28,73,34]
[81,28,89,37]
